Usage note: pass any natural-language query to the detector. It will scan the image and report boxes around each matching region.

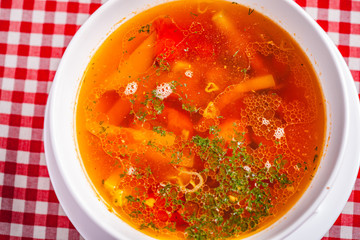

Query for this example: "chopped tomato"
[170,211,189,231]
[153,17,185,60]
[154,18,216,61]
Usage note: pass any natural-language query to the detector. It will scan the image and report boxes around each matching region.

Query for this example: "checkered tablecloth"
[0,0,359,239]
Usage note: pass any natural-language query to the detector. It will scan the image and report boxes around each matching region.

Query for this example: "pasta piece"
[212,11,247,49]
[215,74,276,111]
[213,11,270,73]
[120,32,157,72]
[197,2,208,14]
[117,127,176,147]
[213,12,235,36]
[178,170,204,193]
[205,82,219,93]
[105,32,157,90]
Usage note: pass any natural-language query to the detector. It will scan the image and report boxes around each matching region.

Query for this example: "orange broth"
[75,1,326,239]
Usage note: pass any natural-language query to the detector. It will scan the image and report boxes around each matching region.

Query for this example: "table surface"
[0,0,359,239]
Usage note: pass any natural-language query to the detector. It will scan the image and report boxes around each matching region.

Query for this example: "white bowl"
[44,0,360,239]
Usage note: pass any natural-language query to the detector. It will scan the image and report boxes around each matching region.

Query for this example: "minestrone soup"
[75,1,326,239]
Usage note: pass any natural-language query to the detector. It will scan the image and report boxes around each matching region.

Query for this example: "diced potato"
[98,32,156,125]
[229,195,238,203]
[87,122,176,157]
[149,130,176,146]
[112,189,125,207]
[145,198,156,208]
[104,169,127,207]
[143,148,195,185]
[216,120,252,146]
[104,170,123,194]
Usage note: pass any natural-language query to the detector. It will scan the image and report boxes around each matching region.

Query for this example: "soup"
[75,0,326,239]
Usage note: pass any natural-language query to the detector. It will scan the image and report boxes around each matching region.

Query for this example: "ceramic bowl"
[44,0,360,239]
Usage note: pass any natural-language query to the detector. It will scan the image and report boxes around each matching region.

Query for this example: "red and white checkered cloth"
[0,0,359,239]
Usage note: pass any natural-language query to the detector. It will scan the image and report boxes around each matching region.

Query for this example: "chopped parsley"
[233,49,240,57]
[154,55,171,74]
[153,126,167,136]
[182,102,199,113]
[138,24,151,34]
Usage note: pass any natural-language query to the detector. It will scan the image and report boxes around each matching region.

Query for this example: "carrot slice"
[165,108,193,139]
[143,149,191,184]
[106,97,131,126]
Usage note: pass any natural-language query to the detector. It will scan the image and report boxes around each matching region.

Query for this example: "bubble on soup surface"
[124,81,138,95]
[155,83,173,100]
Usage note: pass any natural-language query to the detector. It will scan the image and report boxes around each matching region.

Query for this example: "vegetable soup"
[75,0,326,239]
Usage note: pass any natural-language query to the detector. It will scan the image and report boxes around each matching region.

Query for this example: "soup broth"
[76,0,326,239]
